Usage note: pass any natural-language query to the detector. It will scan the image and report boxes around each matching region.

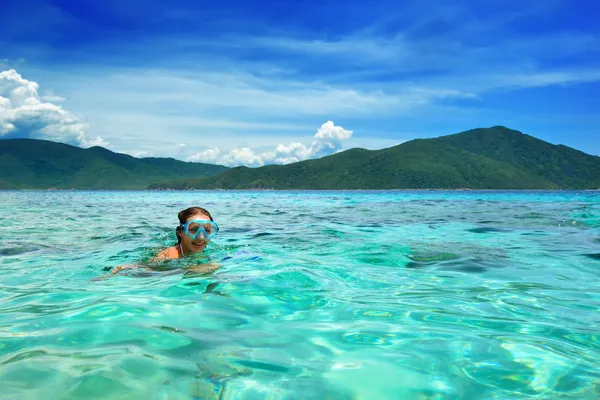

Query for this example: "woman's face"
[180,212,212,254]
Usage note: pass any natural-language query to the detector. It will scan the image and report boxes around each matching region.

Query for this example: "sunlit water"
[0,190,599,399]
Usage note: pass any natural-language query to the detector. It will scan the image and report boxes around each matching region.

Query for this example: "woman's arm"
[109,246,179,275]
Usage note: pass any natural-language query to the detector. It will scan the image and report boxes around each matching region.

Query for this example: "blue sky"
[1,0,599,165]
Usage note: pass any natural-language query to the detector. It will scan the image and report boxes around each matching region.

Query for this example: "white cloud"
[221,147,265,167]
[0,69,104,147]
[263,142,311,164]
[13,7,598,161]
[310,120,354,158]
[187,121,353,167]
[188,147,221,163]
[121,149,154,158]
[40,95,66,102]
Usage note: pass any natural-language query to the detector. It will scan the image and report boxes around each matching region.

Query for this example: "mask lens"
[202,222,216,236]
[186,222,201,236]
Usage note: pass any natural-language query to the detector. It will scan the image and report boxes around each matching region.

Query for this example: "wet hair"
[175,206,214,244]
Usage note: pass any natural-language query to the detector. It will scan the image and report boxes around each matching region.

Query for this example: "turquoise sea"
[0,190,599,399]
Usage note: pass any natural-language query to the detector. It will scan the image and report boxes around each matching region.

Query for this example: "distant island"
[0,139,228,189]
[1,127,599,190]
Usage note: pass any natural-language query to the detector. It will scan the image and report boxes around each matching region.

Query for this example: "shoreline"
[1,188,599,192]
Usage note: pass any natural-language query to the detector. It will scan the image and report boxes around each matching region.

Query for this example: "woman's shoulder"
[155,246,180,260]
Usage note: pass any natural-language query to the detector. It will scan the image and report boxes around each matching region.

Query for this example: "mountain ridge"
[1,127,599,190]
[148,126,600,190]
[0,138,229,189]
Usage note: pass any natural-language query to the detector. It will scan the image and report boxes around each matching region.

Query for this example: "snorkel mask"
[181,219,219,240]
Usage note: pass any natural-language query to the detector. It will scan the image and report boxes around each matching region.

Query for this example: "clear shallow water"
[0,190,599,399]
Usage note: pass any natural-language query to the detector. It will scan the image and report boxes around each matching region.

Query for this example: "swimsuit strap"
[179,243,184,257]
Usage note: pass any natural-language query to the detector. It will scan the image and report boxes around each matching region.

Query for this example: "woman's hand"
[110,264,141,274]
[184,262,221,275]
[89,264,139,281]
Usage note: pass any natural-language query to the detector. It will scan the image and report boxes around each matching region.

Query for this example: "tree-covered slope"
[437,126,600,188]
[0,139,229,189]
[149,127,600,190]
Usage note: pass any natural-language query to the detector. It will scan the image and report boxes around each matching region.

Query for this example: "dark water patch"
[522,212,548,219]
[154,325,185,333]
[234,212,255,217]
[433,260,488,273]
[184,280,206,287]
[455,264,487,273]
[521,231,549,236]
[90,235,110,241]
[236,359,291,373]
[252,232,274,238]
[406,255,460,269]
[130,222,154,229]
[403,261,425,269]
[477,220,500,224]
[425,219,449,224]
[466,227,508,234]
[410,199,448,204]
[408,252,460,263]
[321,228,344,238]
[260,210,287,215]
[0,245,40,256]
[425,220,450,229]
[381,219,403,225]
[2,349,48,365]
[504,282,555,291]
[354,255,394,266]
[583,253,600,261]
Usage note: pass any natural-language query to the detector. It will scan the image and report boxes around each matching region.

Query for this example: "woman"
[110,206,219,275]
[155,206,219,260]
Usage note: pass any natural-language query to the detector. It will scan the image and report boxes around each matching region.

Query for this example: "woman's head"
[175,206,216,254]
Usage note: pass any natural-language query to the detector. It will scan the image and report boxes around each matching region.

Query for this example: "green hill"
[148,126,600,190]
[0,139,229,189]
[436,127,600,188]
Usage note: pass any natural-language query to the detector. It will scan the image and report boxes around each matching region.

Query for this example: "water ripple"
[0,190,599,399]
